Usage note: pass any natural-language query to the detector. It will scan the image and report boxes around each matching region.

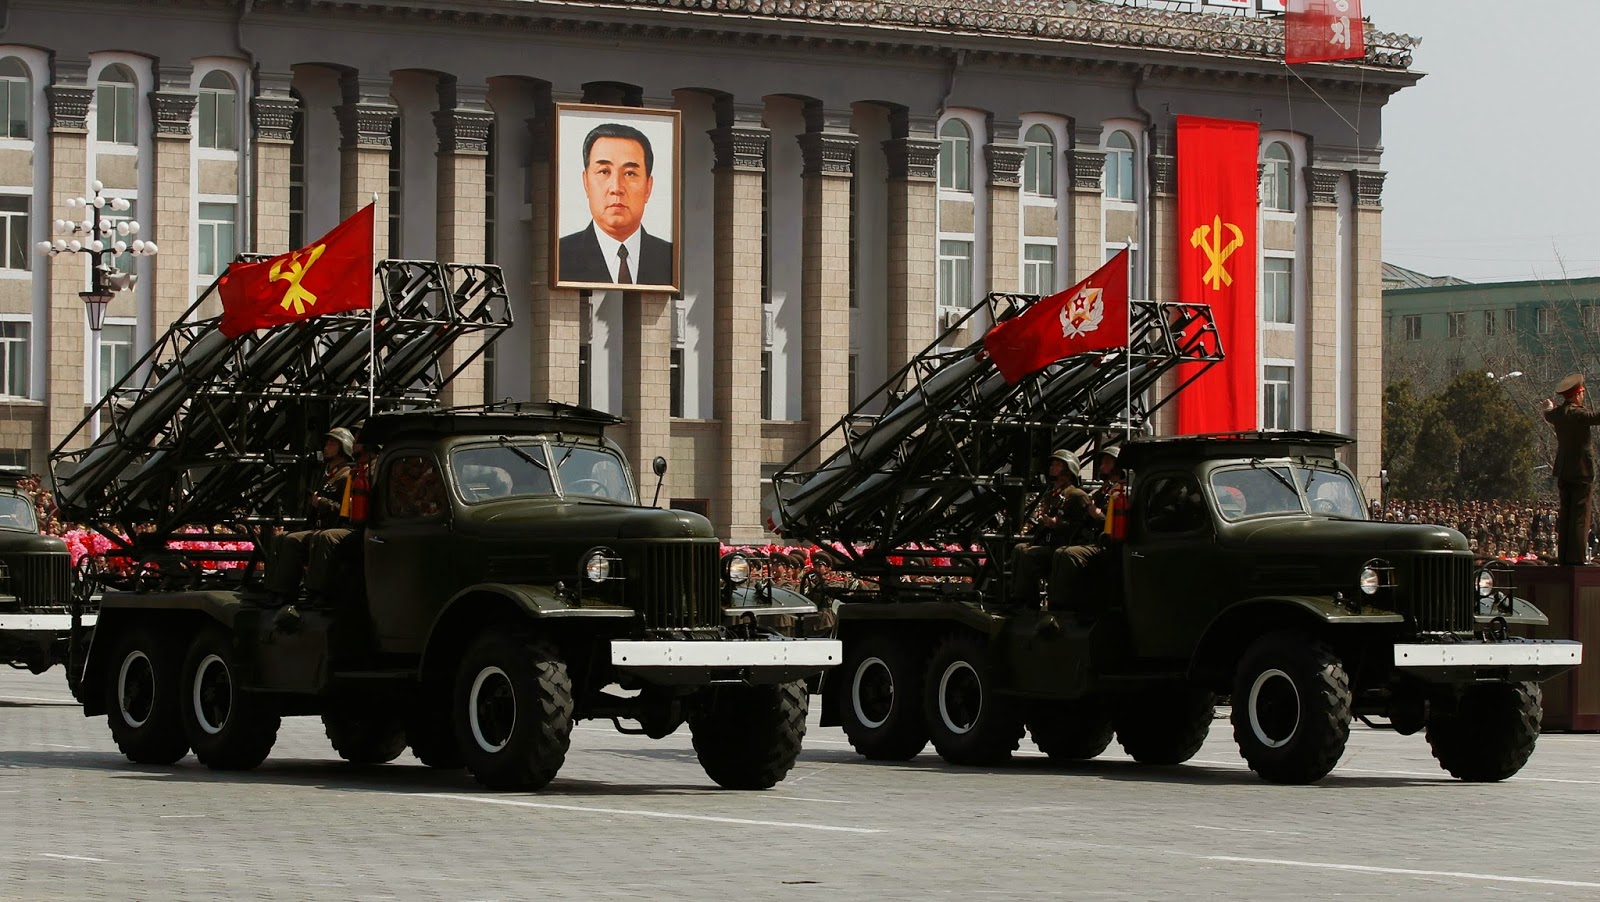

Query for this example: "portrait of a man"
[553,105,680,292]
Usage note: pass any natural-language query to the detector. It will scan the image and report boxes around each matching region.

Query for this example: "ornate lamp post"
[35,179,158,332]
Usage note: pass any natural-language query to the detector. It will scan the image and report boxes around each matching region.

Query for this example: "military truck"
[771,292,1581,784]
[0,469,85,687]
[53,261,838,792]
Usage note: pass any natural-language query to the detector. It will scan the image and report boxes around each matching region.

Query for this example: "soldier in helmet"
[263,426,358,605]
[1013,449,1104,607]
[1542,374,1600,565]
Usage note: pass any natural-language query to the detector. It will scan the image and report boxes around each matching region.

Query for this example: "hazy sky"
[1376,1,1598,283]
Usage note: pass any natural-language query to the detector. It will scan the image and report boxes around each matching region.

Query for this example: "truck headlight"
[1358,567,1381,595]
[725,554,751,584]
[585,552,612,583]
[1475,568,1495,598]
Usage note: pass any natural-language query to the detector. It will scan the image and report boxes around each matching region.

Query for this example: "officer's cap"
[1558,373,1586,396]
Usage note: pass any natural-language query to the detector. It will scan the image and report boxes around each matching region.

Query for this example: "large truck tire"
[690,681,808,790]
[1028,697,1115,761]
[180,627,281,770]
[102,624,190,765]
[839,634,929,761]
[922,633,1024,766]
[1230,632,1351,784]
[1114,685,1215,766]
[323,710,408,765]
[453,633,573,791]
[1426,681,1541,783]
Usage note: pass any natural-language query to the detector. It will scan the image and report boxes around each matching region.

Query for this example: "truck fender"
[418,582,635,688]
[80,594,231,717]
[1187,595,1403,688]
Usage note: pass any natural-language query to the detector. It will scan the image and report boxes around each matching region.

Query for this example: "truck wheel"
[839,634,929,761]
[453,633,573,791]
[922,633,1023,766]
[1028,698,1115,761]
[1114,686,1215,766]
[1230,633,1351,784]
[323,711,408,765]
[1426,681,1541,782]
[690,681,809,790]
[180,628,281,771]
[102,624,190,765]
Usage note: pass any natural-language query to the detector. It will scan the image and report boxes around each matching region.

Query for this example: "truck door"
[1124,470,1216,661]
[365,451,455,654]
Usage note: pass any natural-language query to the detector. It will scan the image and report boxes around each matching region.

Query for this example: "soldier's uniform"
[1013,450,1104,606]
[264,427,357,603]
[1543,374,1600,565]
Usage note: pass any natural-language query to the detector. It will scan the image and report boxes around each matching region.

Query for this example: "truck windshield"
[551,444,635,503]
[1209,461,1367,522]
[1297,464,1367,519]
[451,443,555,503]
[0,493,38,532]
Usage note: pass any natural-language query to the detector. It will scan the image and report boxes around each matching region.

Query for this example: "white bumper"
[1394,641,1583,670]
[0,613,97,631]
[611,639,841,685]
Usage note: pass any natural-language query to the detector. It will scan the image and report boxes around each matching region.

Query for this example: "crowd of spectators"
[1378,499,1559,563]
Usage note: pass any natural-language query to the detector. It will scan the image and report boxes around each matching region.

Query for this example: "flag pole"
[1124,243,1133,444]
[369,193,378,418]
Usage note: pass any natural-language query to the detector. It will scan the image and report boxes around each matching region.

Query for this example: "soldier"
[1013,449,1104,607]
[263,427,357,605]
[1541,374,1600,565]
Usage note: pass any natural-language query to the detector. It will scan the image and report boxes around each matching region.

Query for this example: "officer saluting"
[1542,373,1600,565]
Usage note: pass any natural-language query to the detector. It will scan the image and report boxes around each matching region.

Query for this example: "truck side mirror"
[651,456,668,508]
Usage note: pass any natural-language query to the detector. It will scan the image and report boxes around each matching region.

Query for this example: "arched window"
[96,64,137,146]
[1263,142,1293,212]
[197,70,237,150]
[0,58,30,139]
[1104,130,1135,202]
[938,119,971,192]
[1023,124,1055,197]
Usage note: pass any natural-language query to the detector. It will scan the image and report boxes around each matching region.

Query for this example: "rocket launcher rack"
[49,259,512,589]
[769,293,1223,598]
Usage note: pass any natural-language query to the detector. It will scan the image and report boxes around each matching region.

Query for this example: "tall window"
[96,65,137,146]
[482,340,497,405]
[1538,308,1555,335]
[1104,130,1135,202]
[197,203,236,277]
[669,347,684,418]
[938,119,971,192]
[848,147,859,309]
[1483,310,1497,336]
[484,123,497,265]
[105,199,137,273]
[0,58,29,139]
[938,240,973,309]
[1262,257,1292,324]
[760,350,772,420]
[98,322,136,392]
[1022,124,1055,197]
[760,151,771,305]
[289,90,306,249]
[387,116,402,259]
[1505,308,1516,333]
[577,343,592,409]
[1262,142,1292,212]
[1263,365,1293,430]
[0,195,28,271]
[197,71,237,151]
[1585,305,1600,334]
[1023,244,1055,295]
[1403,314,1422,341]
[1447,312,1466,338]
[0,321,28,398]
[848,353,859,409]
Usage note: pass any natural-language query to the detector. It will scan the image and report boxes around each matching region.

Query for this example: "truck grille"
[1403,554,1472,633]
[628,542,720,630]
[0,553,74,610]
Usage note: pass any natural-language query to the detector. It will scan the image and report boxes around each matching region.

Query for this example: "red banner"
[219,205,375,338]
[1176,116,1258,434]
[983,250,1129,385]
[1286,0,1365,64]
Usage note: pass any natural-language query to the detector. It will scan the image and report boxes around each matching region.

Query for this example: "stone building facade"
[0,0,1418,541]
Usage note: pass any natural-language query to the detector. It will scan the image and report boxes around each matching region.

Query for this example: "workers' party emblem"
[269,243,327,314]
[1059,286,1105,339]
[1190,215,1244,291]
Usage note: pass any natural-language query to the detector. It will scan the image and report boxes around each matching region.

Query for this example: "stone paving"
[2,667,1599,901]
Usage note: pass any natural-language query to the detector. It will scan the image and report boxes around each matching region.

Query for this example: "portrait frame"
[551,102,682,294]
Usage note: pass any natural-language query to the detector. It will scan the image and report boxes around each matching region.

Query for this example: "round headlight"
[1476,569,1495,598]
[726,555,751,584]
[1358,567,1380,595]
[585,552,611,583]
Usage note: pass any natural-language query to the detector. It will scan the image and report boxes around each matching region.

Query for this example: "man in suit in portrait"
[558,122,674,287]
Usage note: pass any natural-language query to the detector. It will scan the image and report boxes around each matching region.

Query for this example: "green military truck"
[772,293,1582,784]
[53,262,838,792]
[0,469,86,687]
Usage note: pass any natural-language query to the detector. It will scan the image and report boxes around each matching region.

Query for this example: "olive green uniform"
[1544,401,1600,565]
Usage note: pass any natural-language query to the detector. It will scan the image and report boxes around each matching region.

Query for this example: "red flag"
[1286,0,1365,64]
[983,249,1129,385]
[218,205,375,338]
[1175,116,1258,435]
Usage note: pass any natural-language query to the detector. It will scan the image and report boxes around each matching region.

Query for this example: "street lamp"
[35,179,157,333]
[1487,371,1524,383]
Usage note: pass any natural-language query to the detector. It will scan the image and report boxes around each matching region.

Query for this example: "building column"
[1350,170,1387,494]
[149,71,196,332]
[798,111,857,466]
[1304,166,1343,434]
[621,291,672,487]
[1067,146,1105,283]
[251,72,298,256]
[434,81,495,407]
[526,97,582,406]
[1148,150,1178,435]
[45,76,93,454]
[710,106,767,541]
[984,137,1025,297]
[882,113,938,374]
[336,74,396,258]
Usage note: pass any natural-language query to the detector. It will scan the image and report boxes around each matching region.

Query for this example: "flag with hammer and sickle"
[218,204,375,338]
[1176,115,1258,435]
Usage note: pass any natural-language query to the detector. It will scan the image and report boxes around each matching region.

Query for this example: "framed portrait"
[552,103,682,293]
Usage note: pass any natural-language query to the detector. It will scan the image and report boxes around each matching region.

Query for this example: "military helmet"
[1048,449,1082,482]
[324,427,356,458]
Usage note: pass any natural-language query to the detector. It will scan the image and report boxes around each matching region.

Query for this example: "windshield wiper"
[1249,458,1301,495]
[496,436,548,472]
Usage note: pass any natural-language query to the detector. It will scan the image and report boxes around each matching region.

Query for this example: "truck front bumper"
[612,639,842,685]
[1394,639,1582,683]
